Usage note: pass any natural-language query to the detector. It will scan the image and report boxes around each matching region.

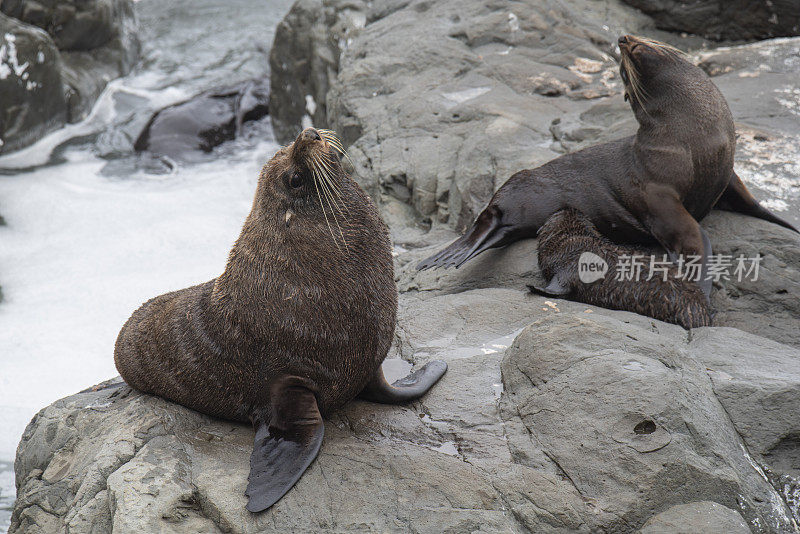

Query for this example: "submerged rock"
[133,80,270,163]
[9,291,800,532]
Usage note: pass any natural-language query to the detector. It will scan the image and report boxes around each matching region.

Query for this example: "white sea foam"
[0,140,277,464]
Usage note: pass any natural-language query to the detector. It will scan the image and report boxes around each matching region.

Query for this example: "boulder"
[133,80,270,163]
[0,0,134,51]
[640,501,750,534]
[0,0,138,154]
[621,0,800,42]
[10,290,800,532]
[268,0,368,145]
[0,13,67,154]
[501,313,798,531]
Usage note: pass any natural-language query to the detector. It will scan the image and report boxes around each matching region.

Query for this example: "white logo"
[578,252,608,283]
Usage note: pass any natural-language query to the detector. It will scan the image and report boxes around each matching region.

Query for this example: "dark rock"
[268,0,368,144]
[133,80,270,162]
[0,0,133,51]
[0,0,138,151]
[621,0,800,42]
[0,13,67,154]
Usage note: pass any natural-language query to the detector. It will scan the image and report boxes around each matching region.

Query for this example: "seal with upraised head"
[531,208,711,329]
[418,35,797,297]
[114,127,447,513]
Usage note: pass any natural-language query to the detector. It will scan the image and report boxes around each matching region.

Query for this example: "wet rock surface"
[133,80,270,163]
[0,0,137,154]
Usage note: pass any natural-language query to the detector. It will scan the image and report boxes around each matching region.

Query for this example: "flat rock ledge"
[9,289,800,533]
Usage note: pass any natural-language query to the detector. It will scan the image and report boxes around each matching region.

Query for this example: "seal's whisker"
[312,154,350,216]
[637,36,684,57]
[318,129,354,166]
[318,167,347,220]
[621,52,648,106]
[310,167,343,252]
[312,165,349,251]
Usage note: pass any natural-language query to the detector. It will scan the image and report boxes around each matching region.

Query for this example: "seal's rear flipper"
[528,276,570,297]
[245,378,324,513]
[358,360,447,404]
[715,172,798,233]
[417,207,507,270]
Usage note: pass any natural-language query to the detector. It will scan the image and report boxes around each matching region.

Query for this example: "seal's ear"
[245,378,324,513]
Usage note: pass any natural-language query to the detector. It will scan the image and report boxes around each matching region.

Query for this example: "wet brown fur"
[536,209,712,329]
[114,129,397,421]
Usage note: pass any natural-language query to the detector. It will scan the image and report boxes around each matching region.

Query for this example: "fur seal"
[531,209,711,329]
[418,35,798,296]
[114,127,447,513]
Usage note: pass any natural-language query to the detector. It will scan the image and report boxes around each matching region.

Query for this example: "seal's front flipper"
[358,360,447,404]
[697,226,713,299]
[245,377,324,513]
[643,184,712,301]
[716,172,798,233]
[417,206,509,270]
[528,275,570,297]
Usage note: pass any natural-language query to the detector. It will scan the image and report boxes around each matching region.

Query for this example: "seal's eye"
[289,172,303,189]
[620,68,629,84]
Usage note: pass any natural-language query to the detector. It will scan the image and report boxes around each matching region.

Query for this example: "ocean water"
[0,0,294,528]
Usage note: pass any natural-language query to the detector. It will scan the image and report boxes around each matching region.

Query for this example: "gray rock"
[9,1,800,532]
[10,290,800,532]
[500,311,798,532]
[0,13,67,154]
[392,209,800,351]
[268,1,800,351]
[640,501,750,534]
[621,0,800,42]
[268,0,368,145]
[268,0,712,231]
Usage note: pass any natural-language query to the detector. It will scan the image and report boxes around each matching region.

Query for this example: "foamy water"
[0,0,295,526]
[0,138,278,527]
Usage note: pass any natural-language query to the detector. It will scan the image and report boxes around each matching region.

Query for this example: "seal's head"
[617,35,694,112]
[250,127,370,253]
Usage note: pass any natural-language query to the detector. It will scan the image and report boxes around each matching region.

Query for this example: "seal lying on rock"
[418,35,797,297]
[531,209,711,330]
[114,127,447,513]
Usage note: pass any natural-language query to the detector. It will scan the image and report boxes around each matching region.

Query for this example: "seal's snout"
[618,35,629,46]
[301,128,321,142]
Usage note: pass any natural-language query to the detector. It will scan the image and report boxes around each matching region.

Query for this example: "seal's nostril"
[300,128,321,142]
[618,35,628,46]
